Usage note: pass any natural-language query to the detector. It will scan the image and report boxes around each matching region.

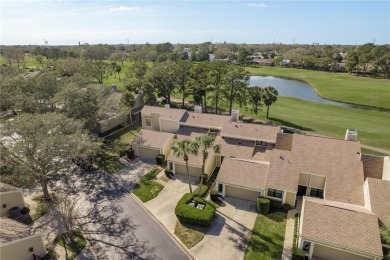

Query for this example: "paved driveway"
[145,173,198,232]
[191,196,257,260]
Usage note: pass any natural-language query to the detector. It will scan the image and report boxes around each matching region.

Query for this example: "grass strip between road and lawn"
[31,194,59,221]
[244,212,287,260]
[133,168,164,202]
[55,229,87,260]
[245,66,390,110]
[174,220,207,249]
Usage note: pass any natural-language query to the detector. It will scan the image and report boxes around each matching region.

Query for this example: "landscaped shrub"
[199,174,208,184]
[270,200,283,210]
[292,248,306,260]
[126,148,134,158]
[210,189,218,201]
[140,168,160,184]
[282,203,293,212]
[165,167,173,177]
[21,207,30,215]
[175,193,216,226]
[193,184,209,197]
[257,197,270,215]
[156,154,165,165]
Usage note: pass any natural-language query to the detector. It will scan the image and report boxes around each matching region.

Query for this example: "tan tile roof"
[217,137,256,160]
[141,105,187,121]
[217,159,269,190]
[301,197,383,257]
[267,134,365,205]
[367,178,390,225]
[180,112,231,129]
[361,154,384,180]
[167,134,205,166]
[134,129,173,149]
[275,133,293,151]
[220,121,280,142]
[176,126,209,137]
[0,218,31,243]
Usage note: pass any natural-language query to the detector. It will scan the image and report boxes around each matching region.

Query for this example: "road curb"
[106,173,196,260]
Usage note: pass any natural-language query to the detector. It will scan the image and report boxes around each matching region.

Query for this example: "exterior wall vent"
[194,105,202,113]
[231,109,240,122]
[345,129,358,141]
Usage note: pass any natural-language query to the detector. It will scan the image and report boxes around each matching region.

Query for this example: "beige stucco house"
[0,218,46,260]
[136,105,389,259]
[167,126,216,177]
[132,129,174,160]
[265,133,365,207]
[298,197,383,260]
[216,158,268,201]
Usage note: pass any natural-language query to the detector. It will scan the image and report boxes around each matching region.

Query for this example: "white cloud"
[247,3,268,8]
[109,6,139,12]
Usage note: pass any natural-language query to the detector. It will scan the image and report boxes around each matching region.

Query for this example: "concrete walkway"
[282,198,302,260]
[190,197,257,260]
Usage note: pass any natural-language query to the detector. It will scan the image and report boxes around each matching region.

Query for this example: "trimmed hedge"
[126,148,134,158]
[193,184,209,197]
[270,200,283,210]
[292,248,306,260]
[156,154,165,165]
[257,197,270,215]
[175,193,217,226]
[283,203,293,212]
[210,189,218,201]
[199,174,207,184]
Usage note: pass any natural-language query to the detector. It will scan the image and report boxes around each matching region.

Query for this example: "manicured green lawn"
[133,168,164,202]
[244,212,287,260]
[55,229,87,260]
[238,96,390,150]
[245,66,390,109]
[174,220,206,248]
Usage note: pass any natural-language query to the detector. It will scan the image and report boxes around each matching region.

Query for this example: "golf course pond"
[249,76,389,113]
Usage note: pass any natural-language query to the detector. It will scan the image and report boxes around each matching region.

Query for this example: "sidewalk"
[282,198,302,260]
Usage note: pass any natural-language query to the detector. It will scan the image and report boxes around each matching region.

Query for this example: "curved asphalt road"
[118,193,190,260]
[66,168,190,260]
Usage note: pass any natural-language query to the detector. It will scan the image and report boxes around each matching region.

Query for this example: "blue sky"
[1,0,389,45]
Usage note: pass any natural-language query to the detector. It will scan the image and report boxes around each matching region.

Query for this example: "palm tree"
[171,139,198,193]
[194,135,221,196]
[262,86,278,119]
[249,86,263,115]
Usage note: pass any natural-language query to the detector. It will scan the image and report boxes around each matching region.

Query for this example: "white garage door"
[137,146,160,159]
[313,243,371,260]
[175,163,202,177]
[225,185,261,202]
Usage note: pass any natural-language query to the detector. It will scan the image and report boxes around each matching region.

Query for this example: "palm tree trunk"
[266,106,270,119]
[182,87,185,108]
[199,156,206,196]
[185,160,192,193]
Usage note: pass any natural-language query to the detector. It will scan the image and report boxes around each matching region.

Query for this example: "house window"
[145,118,152,127]
[267,188,283,199]
[256,140,267,146]
[310,188,324,198]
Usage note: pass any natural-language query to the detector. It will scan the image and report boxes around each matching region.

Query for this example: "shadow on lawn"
[270,117,313,132]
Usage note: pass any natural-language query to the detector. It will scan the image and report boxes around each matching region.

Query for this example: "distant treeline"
[1,42,389,78]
